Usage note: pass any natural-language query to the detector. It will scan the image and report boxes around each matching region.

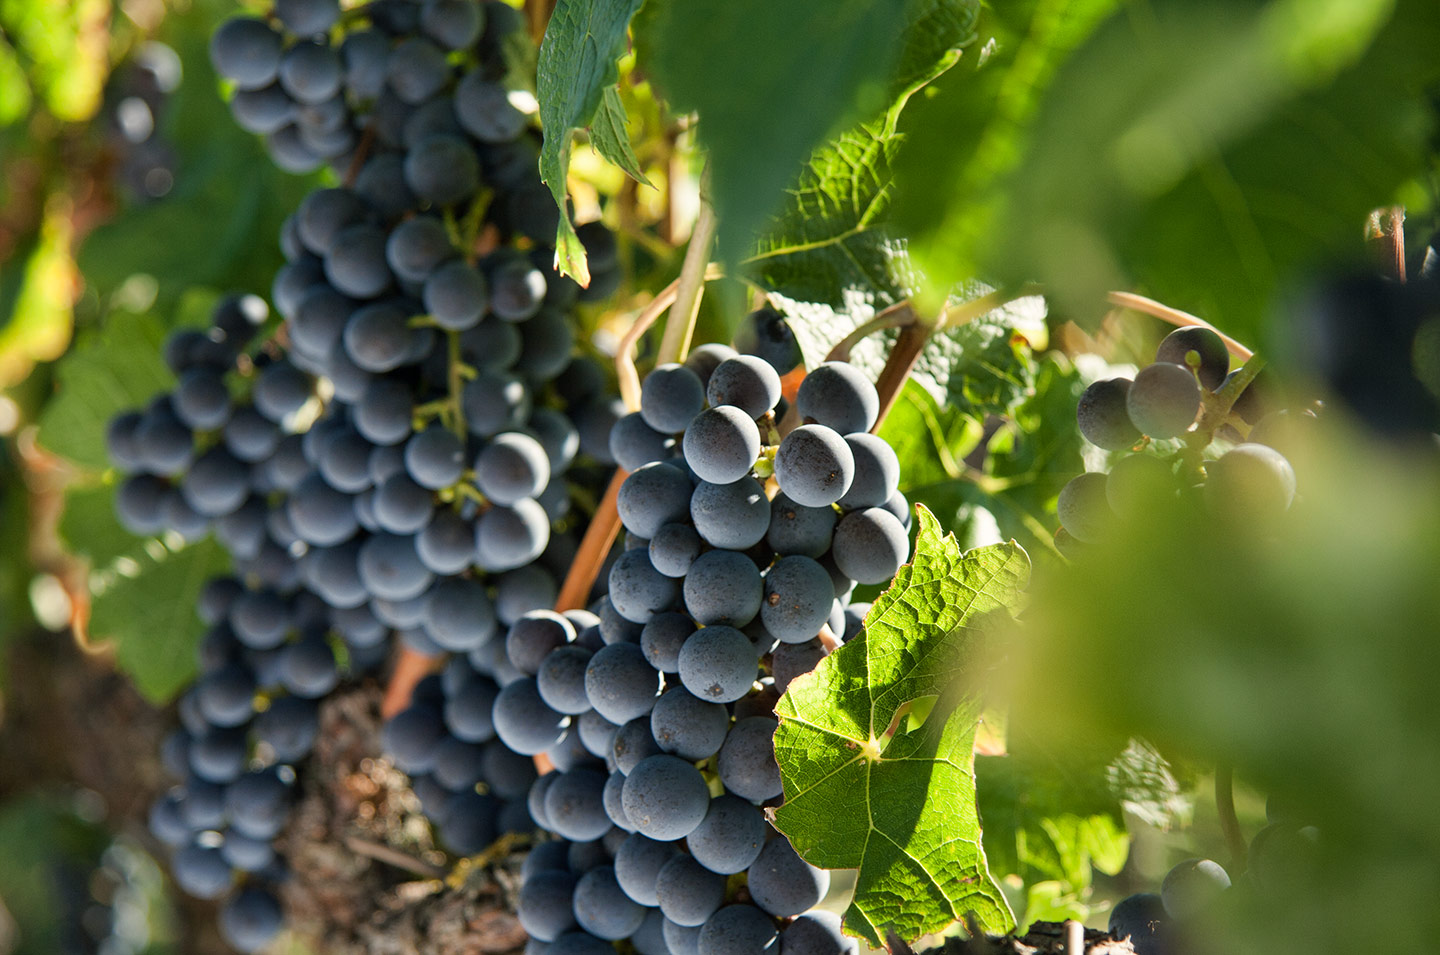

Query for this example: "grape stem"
[825,301,917,362]
[1365,205,1406,282]
[656,193,718,365]
[343,836,446,878]
[615,263,726,411]
[341,122,378,188]
[553,466,628,613]
[1215,762,1248,872]
[381,646,436,720]
[1189,353,1267,447]
[870,311,931,433]
[1106,291,1254,361]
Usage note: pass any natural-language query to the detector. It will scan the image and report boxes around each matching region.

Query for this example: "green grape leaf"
[35,311,173,472]
[537,0,647,284]
[645,0,978,267]
[590,84,649,185]
[88,537,230,704]
[893,0,1440,341]
[772,507,1029,945]
[57,483,136,569]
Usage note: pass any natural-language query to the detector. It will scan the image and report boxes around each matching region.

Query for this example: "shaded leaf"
[537,0,647,284]
[36,310,173,472]
[645,0,978,266]
[89,537,230,704]
[772,507,1029,944]
[893,0,1440,341]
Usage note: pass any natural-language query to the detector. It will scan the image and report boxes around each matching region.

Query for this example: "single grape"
[655,854,728,927]
[1056,472,1112,543]
[617,462,694,540]
[614,833,680,906]
[837,432,899,509]
[766,492,836,558]
[640,612,693,672]
[344,300,416,372]
[1160,858,1231,919]
[830,507,909,585]
[275,0,340,35]
[424,259,488,330]
[543,768,612,842]
[685,343,739,387]
[621,754,710,841]
[532,641,592,715]
[611,716,664,775]
[462,372,531,437]
[781,910,856,955]
[1127,361,1200,438]
[519,869,579,941]
[572,865,647,940]
[454,73,527,143]
[761,555,835,645]
[475,498,550,571]
[210,18,283,90]
[421,0,484,50]
[585,643,661,724]
[748,837,829,917]
[687,793,765,875]
[607,547,681,624]
[1204,443,1296,521]
[717,717,780,802]
[648,523,703,579]
[493,678,568,755]
[650,686,729,761]
[690,477,769,550]
[796,362,878,434]
[775,425,854,507]
[698,904,780,955]
[1108,892,1167,955]
[683,550,762,628]
[476,431,551,506]
[677,624,756,704]
[771,638,826,695]
[505,610,574,675]
[1076,378,1141,451]
[640,364,706,434]
[278,39,342,104]
[733,308,800,375]
[386,37,450,103]
[405,133,480,206]
[706,355,782,419]
[1156,326,1229,391]
[383,704,448,774]
[683,406,762,484]
[219,887,283,953]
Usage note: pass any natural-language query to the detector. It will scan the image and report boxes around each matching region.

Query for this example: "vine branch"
[825,301,917,362]
[1106,291,1253,361]
[1215,762,1248,873]
[656,196,718,365]
[869,310,932,432]
[553,466,627,613]
[1365,205,1406,282]
[615,264,726,411]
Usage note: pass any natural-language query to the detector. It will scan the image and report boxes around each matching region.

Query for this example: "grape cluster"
[114,0,630,948]
[146,572,391,953]
[1058,326,1301,552]
[1106,796,1317,954]
[499,353,907,954]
